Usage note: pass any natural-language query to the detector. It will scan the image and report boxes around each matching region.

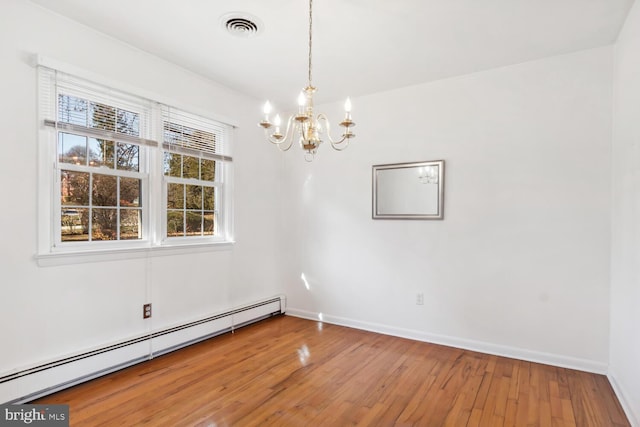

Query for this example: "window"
[57,95,146,242]
[162,109,230,240]
[38,66,234,257]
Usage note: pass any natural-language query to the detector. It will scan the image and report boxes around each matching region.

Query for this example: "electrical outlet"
[143,303,152,319]
[416,293,424,305]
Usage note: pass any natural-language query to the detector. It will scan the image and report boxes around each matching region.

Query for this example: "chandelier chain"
[308,0,313,86]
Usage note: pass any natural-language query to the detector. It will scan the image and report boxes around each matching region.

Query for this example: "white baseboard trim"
[608,370,639,427]
[285,308,608,374]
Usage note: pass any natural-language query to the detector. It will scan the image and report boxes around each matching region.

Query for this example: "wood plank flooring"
[35,315,630,426]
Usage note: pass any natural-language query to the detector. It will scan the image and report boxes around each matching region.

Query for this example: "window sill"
[35,241,235,267]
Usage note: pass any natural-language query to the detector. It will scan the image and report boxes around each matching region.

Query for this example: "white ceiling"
[30,0,634,111]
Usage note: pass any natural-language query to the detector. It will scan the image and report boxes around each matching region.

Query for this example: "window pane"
[163,152,181,177]
[201,159,215,181]
[120,177,141,207]
[186,185,202,209]
[58,95,87,126]
[61,170,89,206]
[203,187,215,211]
[203,212,214,236]
[90,102,116,131]
[186,211,202,235]
[92,208,117,240]
[120,209,142,240]
[167,183,184,209]
[117,143,139,171]
[92,174,117,207]
[88,138,115,168]
[59,133,87,165]
[116,109,140,136]
[183,155,199,179]
[167,211,184,237]
[61,208,89,242]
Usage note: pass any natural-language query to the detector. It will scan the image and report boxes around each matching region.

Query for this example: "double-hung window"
[55,92,149,244]
[38,65,234,258]
[162,108,231,240]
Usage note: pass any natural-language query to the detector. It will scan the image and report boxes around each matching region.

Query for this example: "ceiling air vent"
[221,13,263,38]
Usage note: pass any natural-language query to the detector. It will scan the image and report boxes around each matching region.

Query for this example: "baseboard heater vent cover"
[0,295,285,404]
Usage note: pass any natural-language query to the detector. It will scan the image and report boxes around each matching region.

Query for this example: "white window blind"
[39,67,156,147]
[162,107,232,162]
[39,67,234,160]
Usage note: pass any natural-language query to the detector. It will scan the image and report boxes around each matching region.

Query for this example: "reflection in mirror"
[372,160,444,220]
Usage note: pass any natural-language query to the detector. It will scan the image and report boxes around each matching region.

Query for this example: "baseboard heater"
[0,295,285,404]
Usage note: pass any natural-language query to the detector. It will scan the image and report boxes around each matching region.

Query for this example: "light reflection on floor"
[297,344,310,366]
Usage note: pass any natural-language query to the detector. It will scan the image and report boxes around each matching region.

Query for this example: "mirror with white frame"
[372,160,444,220]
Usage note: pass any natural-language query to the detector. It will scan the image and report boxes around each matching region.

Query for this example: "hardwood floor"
[35,315,629,426]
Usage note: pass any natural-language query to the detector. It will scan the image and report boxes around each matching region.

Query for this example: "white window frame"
[160,108,233,245]
[52,91,152,249]
[36,59,235,265]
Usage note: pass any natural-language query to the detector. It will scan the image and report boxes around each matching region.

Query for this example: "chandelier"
[418,166,439,184]
[258,0,355,161]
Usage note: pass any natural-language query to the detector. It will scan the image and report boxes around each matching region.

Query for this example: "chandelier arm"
[330,139,351,151]
[263,128,294,151]
[279,115,299,151]
[277,138,295,151]
[316,114,350,150]
[264,115,297,151]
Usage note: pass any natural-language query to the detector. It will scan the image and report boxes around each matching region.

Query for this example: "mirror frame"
[372,160,445,220]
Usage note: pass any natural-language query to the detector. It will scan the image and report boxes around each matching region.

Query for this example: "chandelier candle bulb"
[344,97,353,120]
[274,114,281,133]
[259,101,273,129]
[263,101,272,123]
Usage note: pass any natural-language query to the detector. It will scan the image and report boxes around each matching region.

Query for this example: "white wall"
[282,47,614,372]
[0,0,281,394]
[611,0,640,424]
